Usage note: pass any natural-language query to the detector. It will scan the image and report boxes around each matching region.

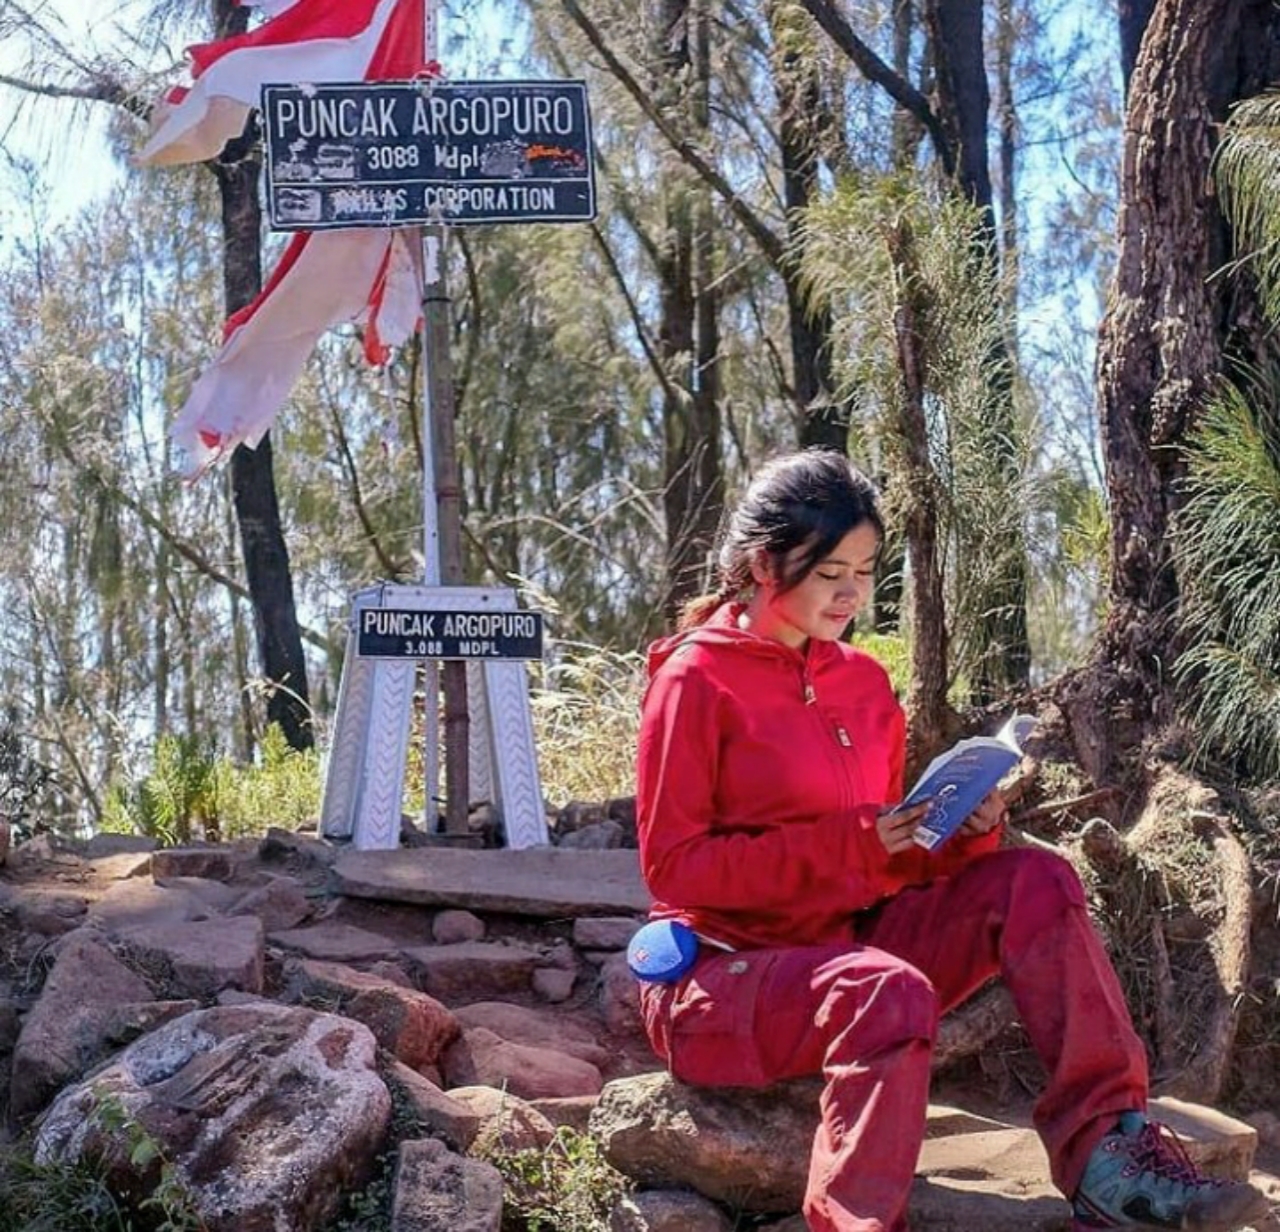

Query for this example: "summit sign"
[262,80,595,228]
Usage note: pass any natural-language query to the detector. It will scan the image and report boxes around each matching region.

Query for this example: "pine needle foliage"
[1173,369,1280,781]
[797,176,1035,697]
[1215,91,1280,325]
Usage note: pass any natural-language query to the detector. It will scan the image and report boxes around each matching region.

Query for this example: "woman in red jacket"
[634,450,1263,1232]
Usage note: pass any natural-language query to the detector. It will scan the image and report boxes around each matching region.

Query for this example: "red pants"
[639,849,1148,1232]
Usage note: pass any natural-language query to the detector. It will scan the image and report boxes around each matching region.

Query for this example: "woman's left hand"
[960,789,1008,836]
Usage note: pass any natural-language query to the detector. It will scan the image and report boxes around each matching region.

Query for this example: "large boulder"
[10,932,194,1121]
[589,1071,821,1211]
[34,1003,391,1232]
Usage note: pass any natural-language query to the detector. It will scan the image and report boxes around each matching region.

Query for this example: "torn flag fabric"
[145,0,431,474]
[139,0,427,166]
[171,229,423,476]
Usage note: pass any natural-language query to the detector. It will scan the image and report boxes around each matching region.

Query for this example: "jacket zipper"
[802,657,859,809]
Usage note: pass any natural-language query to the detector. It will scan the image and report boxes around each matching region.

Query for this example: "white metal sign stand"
[320,585,547,850]
[317,4,549,852]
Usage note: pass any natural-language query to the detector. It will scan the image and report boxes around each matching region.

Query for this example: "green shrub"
[477,1126,631,1232]
[101,724,320,844]
[0,1090,206,1232]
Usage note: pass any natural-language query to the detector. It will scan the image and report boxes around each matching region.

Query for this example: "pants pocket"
[662,950,774,1088]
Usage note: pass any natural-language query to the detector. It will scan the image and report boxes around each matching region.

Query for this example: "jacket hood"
[646,602,836,679]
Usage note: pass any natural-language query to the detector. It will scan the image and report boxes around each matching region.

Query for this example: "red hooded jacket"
[636,603,1002,950]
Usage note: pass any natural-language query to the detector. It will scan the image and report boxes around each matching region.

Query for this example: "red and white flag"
[144,0,433,475]
[139,0,428,166]
[171,229,424,474]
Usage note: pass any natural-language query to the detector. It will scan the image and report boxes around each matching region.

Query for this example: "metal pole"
[420,0,470,836]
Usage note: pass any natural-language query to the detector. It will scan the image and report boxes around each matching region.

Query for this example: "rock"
[8,833,60,868]
[590,1072,822,1211]
[531,967,577,1002]
[912,1128,1071,1229]
[573,916,642,950]
[448,1085,558,1154]
[88,879,215,933]
[442,1027,603,1100]
[0,819,9,866]
[1246,1110,1280,1150]
[150,846,235,882]
[87,852,155,881]
[231,877,312,933]
[9,889,89,936]
[401,941,541,1001]
[258,827,337,874]
[557,801,607,833]
[147,875,242,913]
[540,939,578,971]
[528,1094,598,1134]
[292,960,460,1069]
[591,1078,1262,1228]
[453,1001,613,1069]
[34,1004,391,1232]
[432,909,486,944]
[609,1190,734,1231]
[80,834,158,859]
[331,847,650,917]
[270,921,401,963]
[558,820,625,849]
[383,1060,481,1152]
[370,960,415,988]
[117,915,265,998]
[606,797,638,843]
[9,933,183,1120]
[598,952,645,1036]
[390,1138,503,1232]
[924,1103,1011,1138]
[1148,1096,1258,1179]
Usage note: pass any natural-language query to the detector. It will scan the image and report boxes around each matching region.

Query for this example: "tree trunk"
[769,0,846,452]
[1118,0,1158,94]
[1060,0,1280,782]
[925,0,1030,702]
[210,0,313,751]
[887,220,952,765]
[657,0,723,618]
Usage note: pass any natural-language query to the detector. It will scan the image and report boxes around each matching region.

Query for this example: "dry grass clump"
[530,646,646,808]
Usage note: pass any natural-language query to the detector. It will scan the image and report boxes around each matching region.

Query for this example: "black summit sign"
[262,80,595,228]
[355,607,545,661]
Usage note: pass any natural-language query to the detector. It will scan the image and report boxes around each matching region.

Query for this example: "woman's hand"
[875,801,932,855]
[960,789,1009,837]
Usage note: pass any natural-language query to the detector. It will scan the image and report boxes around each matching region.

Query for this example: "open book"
[893,714,1036,851]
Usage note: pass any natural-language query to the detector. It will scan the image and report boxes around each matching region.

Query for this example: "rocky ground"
[0,825,1276,1231]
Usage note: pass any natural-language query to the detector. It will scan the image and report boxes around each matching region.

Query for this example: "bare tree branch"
[793,0,955,177]
[588,222,676,401]
[559,0,785,268]
[0,69,148,117]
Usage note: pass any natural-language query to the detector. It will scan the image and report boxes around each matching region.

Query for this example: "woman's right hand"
[875,801,932,854]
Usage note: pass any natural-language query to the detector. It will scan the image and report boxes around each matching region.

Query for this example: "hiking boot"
[1072,1112,1268,1230]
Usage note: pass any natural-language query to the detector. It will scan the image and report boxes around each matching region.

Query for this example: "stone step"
[331,847,650,917]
